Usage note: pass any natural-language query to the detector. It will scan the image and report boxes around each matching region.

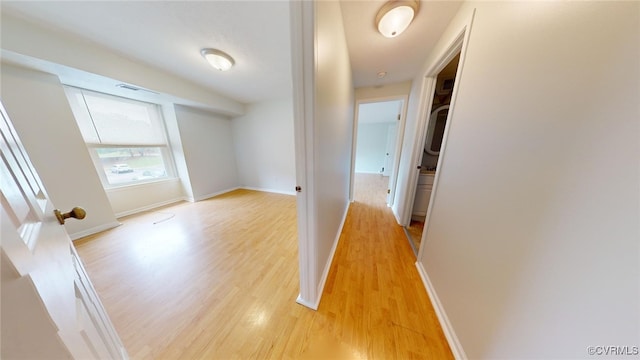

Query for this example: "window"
[64,87,175,187]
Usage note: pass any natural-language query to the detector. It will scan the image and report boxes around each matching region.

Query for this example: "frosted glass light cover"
[201,49,235,71]
[377,6,415,38]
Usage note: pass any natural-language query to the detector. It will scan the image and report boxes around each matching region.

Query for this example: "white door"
[0,102,127,359]
[383,123,397,177]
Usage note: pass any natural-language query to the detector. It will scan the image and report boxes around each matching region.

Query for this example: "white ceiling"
[341,0,463,87]
[1,1,462,104]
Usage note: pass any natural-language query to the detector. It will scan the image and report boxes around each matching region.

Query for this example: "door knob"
[54,207,86,225]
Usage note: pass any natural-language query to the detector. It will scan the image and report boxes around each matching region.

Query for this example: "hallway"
[323,173,452,358]
[74,174,451,358]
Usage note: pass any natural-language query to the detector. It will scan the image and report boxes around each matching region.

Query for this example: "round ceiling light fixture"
[201,48,235,71]
[375,0,419,38]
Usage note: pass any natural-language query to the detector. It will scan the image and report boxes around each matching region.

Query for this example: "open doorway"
[352,99,404,205]
[405,53,461,252]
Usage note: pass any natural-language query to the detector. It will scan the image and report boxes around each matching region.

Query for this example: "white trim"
[71,185,292,240]
[400,75,432,227]
[418,10,476,260]
[192,187,241,202]
[401,11,476,230]
[314,203,349,307]
[296,202,350,310]
[349,100,359,202]
[114,197,187,218]
[240,186,296,196]
[295,295,317,309]
[388,97,408,207]
[350,96,409,208]
[105,177,181,193]
[391,207,402,224]
[415,261,467,360]
[290,0,317,309]
[69,221,121,241]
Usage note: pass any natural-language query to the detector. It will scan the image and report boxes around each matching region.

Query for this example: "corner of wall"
[415,261,467,359]
[313,201,350,310]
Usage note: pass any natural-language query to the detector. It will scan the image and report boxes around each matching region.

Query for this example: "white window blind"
[66,87,166,145]
[64,86,175,187]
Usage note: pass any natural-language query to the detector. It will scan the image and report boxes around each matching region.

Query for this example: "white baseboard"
[295,294,317,309]
[241,186,296,196]
[193,187,240,202]
[70,221,121,241]
[391,207,402,224]
[415,261,467,359]
[308,202,350,310]
[114,197,187,218]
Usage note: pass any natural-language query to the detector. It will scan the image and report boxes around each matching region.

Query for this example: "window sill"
[105,177,180,193]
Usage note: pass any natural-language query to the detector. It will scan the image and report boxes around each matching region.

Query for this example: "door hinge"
[397,114,401,121]
[387,189,391,194]
[295,186,302,193]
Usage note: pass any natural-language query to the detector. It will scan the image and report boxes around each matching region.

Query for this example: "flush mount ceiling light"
[375,0,419,38]
[201,48,235,71]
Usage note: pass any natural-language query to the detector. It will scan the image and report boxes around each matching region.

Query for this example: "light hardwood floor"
[75,175,452,359]
[406,219,425,251]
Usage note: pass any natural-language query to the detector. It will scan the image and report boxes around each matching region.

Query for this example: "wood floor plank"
[75,176,452,359]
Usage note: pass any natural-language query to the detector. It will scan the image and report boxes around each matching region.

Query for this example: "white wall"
[354,81,412,101]
[106,179,184,218]
[313,0,354,294]
[292,0,354,308]
[355,123,391,174]
[174,105,239,201]
[414,2,640,358]
[0,63,119,238]
[231,99,296,195]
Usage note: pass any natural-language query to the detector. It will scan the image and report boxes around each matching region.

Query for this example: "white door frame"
[401,16,475,259]
[290,0,318,309]
[383,121,397,177]
[400,36,463,227]
[349,96,409,206]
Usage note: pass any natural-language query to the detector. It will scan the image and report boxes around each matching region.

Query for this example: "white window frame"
[64,86,177,189]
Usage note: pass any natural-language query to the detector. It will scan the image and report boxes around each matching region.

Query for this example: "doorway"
[352,99,404,205]
[404,52,461,253]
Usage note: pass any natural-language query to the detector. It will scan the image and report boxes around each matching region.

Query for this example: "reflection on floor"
[75,180,453,359]
[353,172,389,204]
[406,219,425,253]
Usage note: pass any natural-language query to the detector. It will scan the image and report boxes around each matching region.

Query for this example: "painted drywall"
[0,63,119,238]
[354,81,412,101]
[415,2,640,358]
[355,123,392,174]
[174,105,239,201]
[231,99,296,195]
[313,0,354,294]
[106,179,184,218]
[1,13,244,116]
[162,104,194,201]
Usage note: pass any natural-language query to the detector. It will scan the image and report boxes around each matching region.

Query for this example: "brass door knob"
[54,207,86,225]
